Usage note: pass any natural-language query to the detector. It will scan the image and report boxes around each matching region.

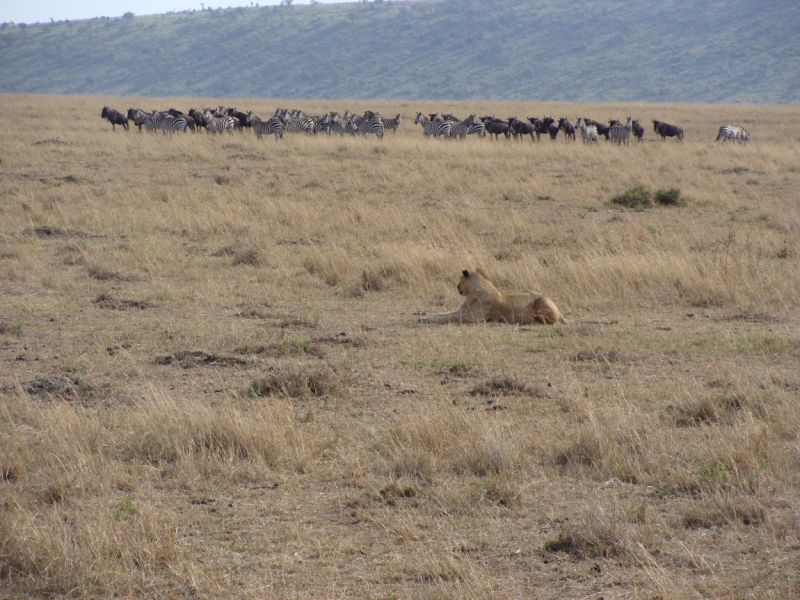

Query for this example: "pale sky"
[0,0,357,24]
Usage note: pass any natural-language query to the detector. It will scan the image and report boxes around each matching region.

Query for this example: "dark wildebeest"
[101,107,128,131]
[558,117,576,142]
[632,119,645,142]
[652,119,684,141]
[188,108,211,133]
[480,117,510,140]
[428,113,443,123]
[527,116,546,141]
[540,117,558,141]
[508,117,536,142]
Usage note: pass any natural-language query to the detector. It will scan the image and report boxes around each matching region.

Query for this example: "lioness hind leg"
[530,297,565,325]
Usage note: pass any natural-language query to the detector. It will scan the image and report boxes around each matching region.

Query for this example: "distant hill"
[1,0,797,103]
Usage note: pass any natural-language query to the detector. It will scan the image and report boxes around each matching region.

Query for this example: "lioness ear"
[462,269,470,278]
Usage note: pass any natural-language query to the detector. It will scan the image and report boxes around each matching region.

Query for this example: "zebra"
[149,111,188,134]
[127,108,150,132]
[716,125,749,143]
[381,114,402,134]
[357,114,385,139]
[414,112,452,138]
[277,109,313,134]
[312,114,331,135]
[609,117,633,146]
[202,109,236,135]
[575,118,598,145]
[449,115,478,139]
[248,113,285,140]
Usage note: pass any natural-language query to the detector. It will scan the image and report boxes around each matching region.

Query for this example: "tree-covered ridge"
[0,0,797,103]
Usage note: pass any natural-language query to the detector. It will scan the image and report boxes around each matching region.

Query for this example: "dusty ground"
[1,94,799,599]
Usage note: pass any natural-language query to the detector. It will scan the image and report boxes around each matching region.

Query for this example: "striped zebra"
[247,113,285,140]
[149,111,188,134]
[716,125,750,143]
[414,112,452,138]
[357,115,385,139]
[381,114,402,134]
[280,109,315,134]
[127,108,150,132]
[202,109,236,135]
[609,116,633,146]
[328,112,350,136]
[312,114,331,135]
[449,115,478,140]
[575,117,598,145]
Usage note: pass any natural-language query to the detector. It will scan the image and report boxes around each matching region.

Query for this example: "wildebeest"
[188,108,210,132]
[508,117,536,142]
[101,107,128,131]
[526,116,546,141]
[543,116,559,141]
[652,119,684,141]
[632,119,645,142]
[480,116,510,140]
[558,117,575,142]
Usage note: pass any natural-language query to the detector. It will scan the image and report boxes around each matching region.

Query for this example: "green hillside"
[1,0,797,102]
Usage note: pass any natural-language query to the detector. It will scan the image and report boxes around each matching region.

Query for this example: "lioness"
[420,269,565,325]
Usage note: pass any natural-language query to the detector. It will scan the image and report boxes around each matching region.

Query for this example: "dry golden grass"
[1,93,799,598]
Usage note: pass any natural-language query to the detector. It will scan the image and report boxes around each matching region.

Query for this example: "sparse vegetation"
[1,94,799,598]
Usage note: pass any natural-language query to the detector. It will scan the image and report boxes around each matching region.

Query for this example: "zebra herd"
[102,105,401,140]
[100,105,751,145]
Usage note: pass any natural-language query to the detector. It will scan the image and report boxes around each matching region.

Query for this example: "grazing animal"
[101,107,128,131]
[420,269,565,325]
[652,119,684,141]
[527,116,546,141]
[202,109,236,135]
[449,115,478,139]
[415,112,453,138]
[188,108,210,132]
[632,119,645,142]
[609,117,633,146]
[480,117,510,140]
[558,117,576,142]
[248,113,285,140]
[508,117,536,141]
[716,125,749,143]
[575,117,598,144]
[357,114,385,139]
[381,114,402,134]
[548,121,559,141]
[584,118,611,140]
[127,107,149,132]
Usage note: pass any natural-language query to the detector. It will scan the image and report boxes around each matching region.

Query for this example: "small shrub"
[361,268,384,291]
[611,185,684,209]
[232,247,261,266]
[610,185,653,209]
[0,321,23,336]
[248,365,339,398]
[653,187,684,206]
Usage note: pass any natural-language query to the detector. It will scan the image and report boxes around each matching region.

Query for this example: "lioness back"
[421,269,565,325]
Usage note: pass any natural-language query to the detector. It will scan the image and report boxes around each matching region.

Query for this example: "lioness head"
[457,269,482,296]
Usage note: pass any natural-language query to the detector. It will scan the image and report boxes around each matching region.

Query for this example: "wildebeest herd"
[100,105,750,144]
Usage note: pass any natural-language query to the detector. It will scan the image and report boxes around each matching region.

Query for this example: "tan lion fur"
[420,269,565,325]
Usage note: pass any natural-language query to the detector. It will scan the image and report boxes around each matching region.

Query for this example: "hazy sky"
[1,0,356,24]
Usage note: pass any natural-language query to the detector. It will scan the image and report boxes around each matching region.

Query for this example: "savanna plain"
[1,95,799,599]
